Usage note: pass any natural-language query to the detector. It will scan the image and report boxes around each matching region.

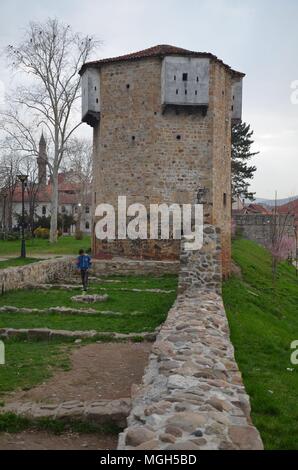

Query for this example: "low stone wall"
[0,257,75,294]
[91,258,179,277]
[234,214,295,254]
[0,257,179,294]
[118,226,263,450]
[3,399,131,428]
[0,328,157,342]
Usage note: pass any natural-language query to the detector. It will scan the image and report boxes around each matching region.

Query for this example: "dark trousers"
[80,269,89,290]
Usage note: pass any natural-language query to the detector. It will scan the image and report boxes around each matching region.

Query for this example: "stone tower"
[37,133,47,186]
[80,45,244,277]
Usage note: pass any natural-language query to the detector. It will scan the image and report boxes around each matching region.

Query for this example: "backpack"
[80,255,90,269]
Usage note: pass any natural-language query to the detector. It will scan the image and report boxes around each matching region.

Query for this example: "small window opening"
[85,221,90,230]
[196,77,199,82]
[185,89,187,95]
[195,90,198,96]
[223,193,227,207]
[132,135,135,141]
[96,98,98,103]
[126,84,130,89]
[176,135,181,140]
[176,89,179,95]
[94,86,97,90]
[182,73,188,81]
[174,75,176,81]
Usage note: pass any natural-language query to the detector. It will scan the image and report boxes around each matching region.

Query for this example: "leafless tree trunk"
[267,192,295,288]
[0,18,98,242]
[64,137,93,236]
[0,152,22,230]
[22,158,41,233]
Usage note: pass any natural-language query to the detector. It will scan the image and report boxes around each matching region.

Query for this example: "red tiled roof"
[80,44,245,77]
[12,184,51,203]
[11,181,91,206]
[276,199,298,227]
[246,203,270,214]
[277,199,298,214]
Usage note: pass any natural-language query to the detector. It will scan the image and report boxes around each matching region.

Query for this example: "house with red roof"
[0,135,92,234]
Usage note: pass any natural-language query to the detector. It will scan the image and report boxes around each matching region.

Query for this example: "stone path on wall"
[118,289,263,450]
[118,227,263,450]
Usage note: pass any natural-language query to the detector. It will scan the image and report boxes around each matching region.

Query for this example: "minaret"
[37,133,47,186]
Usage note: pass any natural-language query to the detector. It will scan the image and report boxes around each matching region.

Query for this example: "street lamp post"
[17,174,28,258]
[0,189,8,239]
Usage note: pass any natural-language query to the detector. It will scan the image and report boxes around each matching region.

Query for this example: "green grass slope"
[0,235,91,256]
[223,238,298,450]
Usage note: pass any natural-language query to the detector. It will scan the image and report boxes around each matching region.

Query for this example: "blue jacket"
[77,254,92,270]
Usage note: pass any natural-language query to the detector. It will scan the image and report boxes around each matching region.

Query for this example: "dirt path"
[6,342,152,403]
[1,342,151,450]
[0,430,117,450]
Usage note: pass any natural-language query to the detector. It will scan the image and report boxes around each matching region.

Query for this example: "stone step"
[0,305,117,315]
[1,399,131,428]
[25,283,82,291]
[0,327,157,342]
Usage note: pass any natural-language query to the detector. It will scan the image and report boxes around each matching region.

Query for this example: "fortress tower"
[80,45,244,277]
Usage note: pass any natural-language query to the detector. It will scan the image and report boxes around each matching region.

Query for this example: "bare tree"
[0,151,22,230]
[21,157,42,233]
[1,18,98,242]
[63,137,93,235]
[266,193,296,285]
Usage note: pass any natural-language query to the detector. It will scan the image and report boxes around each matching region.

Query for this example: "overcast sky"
[0,0,297,199]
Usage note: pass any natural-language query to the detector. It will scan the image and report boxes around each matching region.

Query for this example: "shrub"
[34,227,50,239]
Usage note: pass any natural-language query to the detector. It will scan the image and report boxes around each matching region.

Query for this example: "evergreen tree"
[231,121,259,201]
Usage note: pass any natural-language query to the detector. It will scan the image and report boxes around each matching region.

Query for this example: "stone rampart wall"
[118,226,263,450]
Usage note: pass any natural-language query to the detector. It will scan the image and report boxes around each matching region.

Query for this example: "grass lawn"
[0,235,91,257]
[0,275,178,333]
[0,412,121,435]
[223,238,298,450]
[0,338,71,397]
[0,273,177,434]
[0,258,43,270]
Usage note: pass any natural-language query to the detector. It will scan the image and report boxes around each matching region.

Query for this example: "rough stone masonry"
[80,44,245,277]
[118,226,263,450]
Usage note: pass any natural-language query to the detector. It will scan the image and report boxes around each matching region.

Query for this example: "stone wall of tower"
[92,57,234,276]
[210,63,233,276]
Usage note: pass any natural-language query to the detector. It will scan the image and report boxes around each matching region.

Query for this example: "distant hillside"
[254,196,298,207]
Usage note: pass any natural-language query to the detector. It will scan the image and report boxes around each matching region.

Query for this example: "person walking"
[76,249,92,293]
